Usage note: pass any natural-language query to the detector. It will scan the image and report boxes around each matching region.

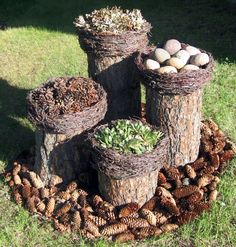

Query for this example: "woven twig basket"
[135,44,214,95]
[75,23,152,57]
[27,77,107,137]
[89,119,169,179]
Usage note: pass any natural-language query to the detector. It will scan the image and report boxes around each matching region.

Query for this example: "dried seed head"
[200,166,215,176]
[173,185,199,199]
[56,203,71,218]
[40,188,49,199]
[165,167,180,180]
[13,190,22,204]
[28,172,44,189]
[119,202,139,218]
[66,181,77,193]
[36,201,46,213]
[8,180,15,188]
[158,172,167,185]
[49,175,63,187]
[88,215,107,227]
[190,158,206,171]
[220,150,234,163]
[49,186,58,196]
[72,211,81,228]
[22,178,31,187]
[84,219,101,237]
[176,211,198,225]
[31,187,39,197]
[133,227,155,239]
[208,181,218,191]
[59,213,71,225]
[153,211,168,225]
[186,190,204,204]
[70,190,80,203]
[188,202,210,214]
[120,217,150,228]
[114,232,135,243]
[156,187,173,200]
[101,223,128,236]
[185,165,196,179]
[78,194,87,208]
[208,190,218,202]
[13,175,22,185]
[45,198,55,216]
[197,175,214,188]
[160,197,180,216]
[161,182,173,190]
[21,185,31,199]
[214,176,221,184]
[57,191,71,201]
[12,164,21,176]
[92,195,103,207]
[26,197,36,213]
[54,219,71,233]
[161,223,179,233]
[141,196,159,211]
[140,209,157,226]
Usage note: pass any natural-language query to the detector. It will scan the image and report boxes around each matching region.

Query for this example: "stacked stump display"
[3,6,236,244]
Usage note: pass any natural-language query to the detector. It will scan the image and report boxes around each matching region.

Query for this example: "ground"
[0,0,235,246]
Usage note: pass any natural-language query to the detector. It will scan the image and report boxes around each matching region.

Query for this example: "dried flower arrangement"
[74,6,147,34]
[94,120,163,154]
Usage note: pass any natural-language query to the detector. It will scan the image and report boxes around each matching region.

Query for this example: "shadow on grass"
[0,78,34,166]
[0,0,236,61]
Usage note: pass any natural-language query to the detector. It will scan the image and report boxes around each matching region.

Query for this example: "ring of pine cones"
[3,119,235,243]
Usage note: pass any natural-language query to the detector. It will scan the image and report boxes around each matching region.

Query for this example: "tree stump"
[87,54,140,121]
[98,170,158,206]
[146,88,203,167]
[76,23,151,121]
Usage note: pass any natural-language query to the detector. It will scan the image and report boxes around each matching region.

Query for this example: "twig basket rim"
[135,43,214,95]
[27,76,107,137]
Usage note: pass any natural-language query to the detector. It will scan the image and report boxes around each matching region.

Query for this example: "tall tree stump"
[89,120,169,206]
[27,77,107,186]
[97,170,158,206]
[76,23,151,121]
[146,88,203,166]
[135,45,214,167]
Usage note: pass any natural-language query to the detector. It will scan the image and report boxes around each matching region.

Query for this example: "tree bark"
[87,54,141,121]
[97,170,158,206]
[146,88,203,167]
[34,129,90,186]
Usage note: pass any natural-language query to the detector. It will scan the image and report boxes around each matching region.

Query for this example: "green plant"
[94,120,163,154]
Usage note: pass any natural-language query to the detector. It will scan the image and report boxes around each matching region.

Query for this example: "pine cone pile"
[3,120,235,243]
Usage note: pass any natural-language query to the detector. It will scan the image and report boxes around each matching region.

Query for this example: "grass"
[0,0,236,246]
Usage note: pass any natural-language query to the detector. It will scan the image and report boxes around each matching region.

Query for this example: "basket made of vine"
[89,119,169,180]
[75,22,151,57]
[135,44,214,95]
[27,77,107,138]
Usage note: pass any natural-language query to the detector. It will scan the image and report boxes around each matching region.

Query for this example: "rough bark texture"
[34,129,90,186]
[97,170,158,206]
[87,54,141,121]
[146,88,203,167]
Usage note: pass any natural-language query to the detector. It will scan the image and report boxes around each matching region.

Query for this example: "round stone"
[190,53,210,66]
[166,57,185,69]
[163,39,181,55]
[153,48,171,64]
[158,66,178,74]
[174,49,190,64]
[144,59,160,70]
[180,64,199,72]
[185,45,201,56]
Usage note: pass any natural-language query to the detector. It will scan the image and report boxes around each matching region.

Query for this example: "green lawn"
[0,0,236,246]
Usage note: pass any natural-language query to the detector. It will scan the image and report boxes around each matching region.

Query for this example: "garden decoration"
[27,76,107,186]
[135,39,214,167]
[74,7,151,121]
[4,120,235,242]
[89,119,168,206]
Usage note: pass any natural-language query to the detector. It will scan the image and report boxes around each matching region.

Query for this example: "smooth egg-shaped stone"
[158,66,178,74]
[163,39,181,55]
[180,64,200,72]
[144,59,160,70]
[185,45,201,56]
[174,49,190,64]
[153,48,171,64]
[166,57,185,69]
[190,53,210,66]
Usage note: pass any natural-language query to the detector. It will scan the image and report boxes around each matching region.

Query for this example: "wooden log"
[34,129,89,186]
[146,88,203,167]
[97,170,158,206]
[87,54,141,121]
